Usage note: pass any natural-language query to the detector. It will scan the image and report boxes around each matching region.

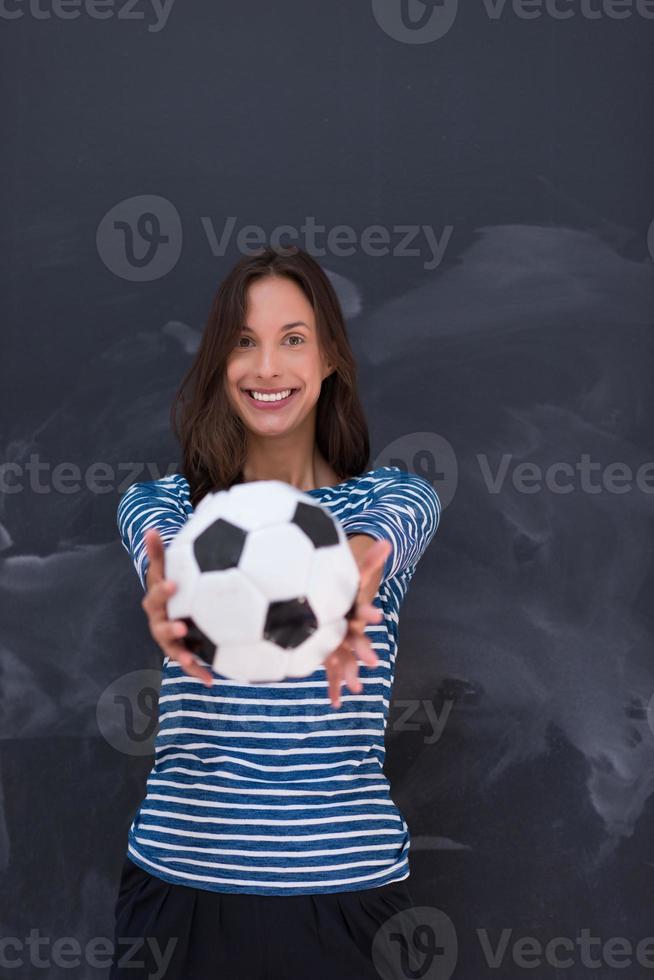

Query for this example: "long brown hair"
[170,246,371,508]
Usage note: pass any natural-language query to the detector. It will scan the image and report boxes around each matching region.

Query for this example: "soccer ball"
[164,480,360,682]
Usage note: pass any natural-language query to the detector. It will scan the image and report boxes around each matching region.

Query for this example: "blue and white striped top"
[117,465,441,895]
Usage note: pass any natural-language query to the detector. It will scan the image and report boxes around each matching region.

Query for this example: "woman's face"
[225,275,332,436]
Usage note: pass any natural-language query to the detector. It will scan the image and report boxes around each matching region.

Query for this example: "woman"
[111,245,441,979]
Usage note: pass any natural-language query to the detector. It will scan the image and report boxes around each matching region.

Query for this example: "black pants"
[109,854,417,980]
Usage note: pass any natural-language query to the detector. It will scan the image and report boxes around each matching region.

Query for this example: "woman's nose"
[253,345,281,374]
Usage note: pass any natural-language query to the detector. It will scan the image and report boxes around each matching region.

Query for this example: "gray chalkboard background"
[1,3,653,978]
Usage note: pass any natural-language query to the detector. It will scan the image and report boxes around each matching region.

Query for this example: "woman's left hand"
[324,538,392,709]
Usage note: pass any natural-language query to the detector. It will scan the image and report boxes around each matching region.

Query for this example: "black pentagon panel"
[194,518,246,573]
[292,501,339,549]
[263,597,318,649]
[179,616,217,666]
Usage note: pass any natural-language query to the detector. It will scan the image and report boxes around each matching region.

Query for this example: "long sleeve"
[117,478,190,592]
[340,467,441,583]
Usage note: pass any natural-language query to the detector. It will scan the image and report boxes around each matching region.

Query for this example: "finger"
[347,605,382,634]
[142,579,178,625]
[344,626,379,666]
[342,655,362,695]
[170,649,214,687]
[358,539,392,591]
[359,538,392,575]
[356,638,379,666]
[152,619,188,645]
[343,611,371,642]
[144,529,166,586]
[359,602,383,623]
[162,638,197,661]
[160,623,214,668]
[325,660,344,709]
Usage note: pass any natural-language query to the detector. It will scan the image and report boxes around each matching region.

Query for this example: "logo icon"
[372,0,459,43]
[97,195,182,281]
[375,431,456,510]
[96,669,161,756]
[372,905,458,979]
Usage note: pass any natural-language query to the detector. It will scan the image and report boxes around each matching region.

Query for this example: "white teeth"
[249,388,293,402]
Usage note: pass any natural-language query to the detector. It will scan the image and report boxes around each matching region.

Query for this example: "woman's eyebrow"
[241,321,310,334]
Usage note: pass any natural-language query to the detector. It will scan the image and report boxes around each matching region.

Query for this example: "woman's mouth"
[241,388,299,410]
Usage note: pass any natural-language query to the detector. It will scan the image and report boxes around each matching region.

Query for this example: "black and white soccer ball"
[164,480,360,682]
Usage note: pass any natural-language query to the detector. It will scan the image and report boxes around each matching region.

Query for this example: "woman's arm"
[117,480,214,685]
[342,468,441,584]
[347,533,386,605]
[117,478,189,591]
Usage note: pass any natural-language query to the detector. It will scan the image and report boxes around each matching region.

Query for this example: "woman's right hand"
[140,528,214,688]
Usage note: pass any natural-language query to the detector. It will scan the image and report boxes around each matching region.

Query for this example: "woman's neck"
[241,453,341,493]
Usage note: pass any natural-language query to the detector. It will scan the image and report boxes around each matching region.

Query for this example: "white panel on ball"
[209,480,299,531]
[239,524,315,602]
[213,638,291,683]
[286,619,350,678]
[165,540,201,620]
[306,544,360,624]
[191,568,267,645]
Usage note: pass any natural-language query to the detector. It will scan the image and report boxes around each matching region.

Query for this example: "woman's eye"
[236,335,304,349]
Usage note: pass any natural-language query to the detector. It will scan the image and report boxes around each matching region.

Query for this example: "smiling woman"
[169,247,371,505]
[111,245,442,980]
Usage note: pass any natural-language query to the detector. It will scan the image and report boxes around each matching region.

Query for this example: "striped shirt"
[117,465,441,895]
